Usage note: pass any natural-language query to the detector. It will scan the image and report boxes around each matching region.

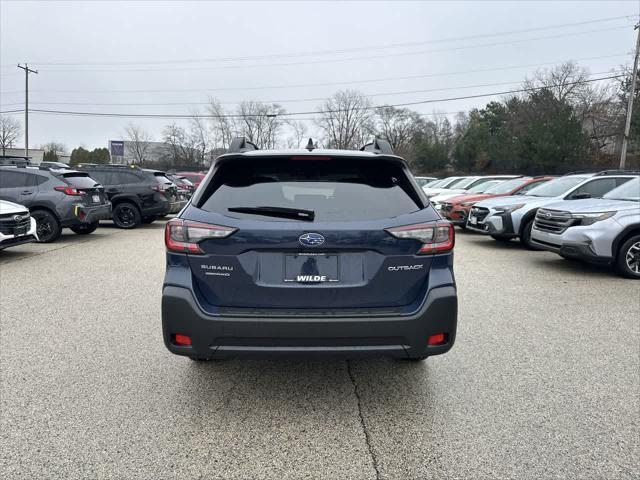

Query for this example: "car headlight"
[572,211,616,226]
[494,203,525,213]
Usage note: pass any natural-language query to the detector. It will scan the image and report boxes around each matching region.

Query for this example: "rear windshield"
[200,158,422,222]
[58,172,101,188]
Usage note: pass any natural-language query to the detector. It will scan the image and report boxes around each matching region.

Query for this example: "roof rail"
[594,169,640,176]
[562,170,593,176]
[228,137,259,153]
[360,138,395,155]
[77,163,140,169]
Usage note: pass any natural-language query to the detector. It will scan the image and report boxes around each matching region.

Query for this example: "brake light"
[290,156,331,161]
[385,221,455,254]
[54,186,83,196]
[165,218,237,254]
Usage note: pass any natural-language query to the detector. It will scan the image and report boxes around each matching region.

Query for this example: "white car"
[429,179,506,211]
[0,199,38,250]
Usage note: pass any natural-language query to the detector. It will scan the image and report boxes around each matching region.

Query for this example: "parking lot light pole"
[620,23,640,170]
[17,63,38,159]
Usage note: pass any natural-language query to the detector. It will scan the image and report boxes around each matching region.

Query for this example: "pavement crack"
[347,360,381,480]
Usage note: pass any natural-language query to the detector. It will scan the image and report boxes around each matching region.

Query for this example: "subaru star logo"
[13,214,28,222]
[299,233,325,247]
[544,212,552,219]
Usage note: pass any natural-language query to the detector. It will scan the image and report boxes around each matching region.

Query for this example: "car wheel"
[112,202,141,229]
[490,234,511,242]
[616,235,640,279]
[70,221,99,235]
[141,216,157,224]
[519,219,538,250]
[31,209,62,243]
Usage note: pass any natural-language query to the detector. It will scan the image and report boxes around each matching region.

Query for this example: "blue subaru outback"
[161,138,457,361]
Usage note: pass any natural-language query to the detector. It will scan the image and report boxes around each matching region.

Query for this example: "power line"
[3,14,633,68]
[0,69,622,109]
[0,74,625,119]
[0,53,629,96]
[18,25,630,75]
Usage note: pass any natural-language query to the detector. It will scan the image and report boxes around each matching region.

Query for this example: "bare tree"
[0,115,21,155]
[524,62,591,104]
[316,90,374,149]
[236,101,286,149]
[41,142,67,161]
[123,123,152,164]
[373,106,423,157]
[286,120,308,148]
[162,123,198,167]
[190,112,211,165]
[207,99,238,150]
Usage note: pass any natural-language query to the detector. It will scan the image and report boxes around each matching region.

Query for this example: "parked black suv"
[0,166,111,242]
[75,164,174,228]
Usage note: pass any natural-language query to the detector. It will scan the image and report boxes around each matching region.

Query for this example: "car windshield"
[524,176,589,197]
[200,158,421,222]
[603,177,640,202]
[483,177,531,194]
[422,179,440,188]
[468,180,502,193]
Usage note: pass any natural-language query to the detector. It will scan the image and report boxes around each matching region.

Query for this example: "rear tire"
[70,221,99,235]
[32,209,62,243]
[112,202,141,229]
[519,218,537,250]
[616,235,640,279]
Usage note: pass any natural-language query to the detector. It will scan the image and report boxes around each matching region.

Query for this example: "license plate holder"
[469,216,478,225]
[92,194,100,203]
[284,253,339,283]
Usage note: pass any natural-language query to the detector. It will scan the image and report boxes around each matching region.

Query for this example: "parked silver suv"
[467,171,638,248]
[530,177,640,278]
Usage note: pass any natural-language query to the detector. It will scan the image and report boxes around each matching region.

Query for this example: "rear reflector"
[427,333,446,346]
[173,334,192,346]
[385,221,455,254]
[165,218,237,254]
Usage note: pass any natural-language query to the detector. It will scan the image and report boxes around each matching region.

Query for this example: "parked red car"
[441,176,555,227]
[174,171,207,189]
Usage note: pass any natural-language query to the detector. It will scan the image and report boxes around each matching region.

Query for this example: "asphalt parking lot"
[1,221,638,479]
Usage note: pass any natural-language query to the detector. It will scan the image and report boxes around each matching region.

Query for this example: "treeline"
[12,61,636,174]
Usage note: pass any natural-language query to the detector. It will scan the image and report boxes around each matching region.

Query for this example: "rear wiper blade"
[228,206,315,221]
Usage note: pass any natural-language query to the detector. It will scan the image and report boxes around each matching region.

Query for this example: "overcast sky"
[0,0,638,151]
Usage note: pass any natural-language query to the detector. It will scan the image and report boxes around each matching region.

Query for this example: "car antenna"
[305,138,315,151]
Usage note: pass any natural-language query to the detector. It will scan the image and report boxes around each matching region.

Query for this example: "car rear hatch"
[169,155,452,311]
[56,171,108,205]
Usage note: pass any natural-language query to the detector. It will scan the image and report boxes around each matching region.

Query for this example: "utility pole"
[620,23,640,169]
[17,63,38,159]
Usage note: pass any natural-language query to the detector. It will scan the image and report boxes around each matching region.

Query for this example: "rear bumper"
[62,203,112,226]
[162,285,458,359]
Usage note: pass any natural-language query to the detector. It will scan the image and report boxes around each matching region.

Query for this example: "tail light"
[165,218,237,254]
[385,221,455,254]
[54,186,83,196]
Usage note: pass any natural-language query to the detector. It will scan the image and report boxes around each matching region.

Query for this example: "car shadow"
[529,255,619,279]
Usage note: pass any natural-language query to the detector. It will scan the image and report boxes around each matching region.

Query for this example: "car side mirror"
[570,192,592,200]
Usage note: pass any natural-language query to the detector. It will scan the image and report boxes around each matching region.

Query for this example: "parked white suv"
[530,177,640,278]
[467,171,638,248]
[0,199,38,250]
